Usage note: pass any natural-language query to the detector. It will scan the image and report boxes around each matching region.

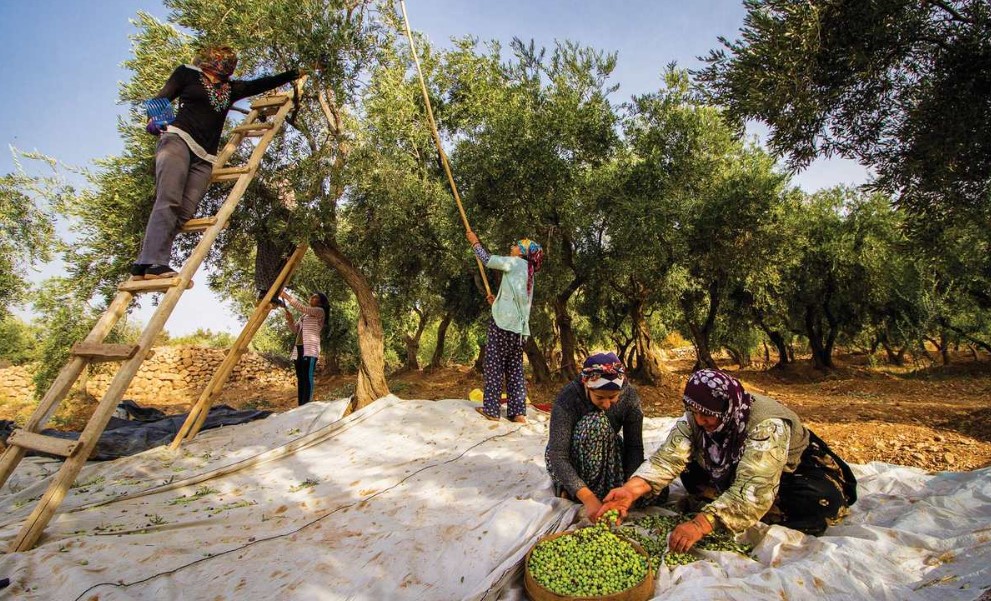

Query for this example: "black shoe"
[130,263,150,281]
[144,264,179,279]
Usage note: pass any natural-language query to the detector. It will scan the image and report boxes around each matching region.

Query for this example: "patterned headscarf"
[580,352,626,390]
[194,46,237,112]
[516,239,544,294]
[683,369,754,487]
[195,46,238,80]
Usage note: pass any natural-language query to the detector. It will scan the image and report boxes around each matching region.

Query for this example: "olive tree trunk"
[429,312,453,369]
[311,240,390,409]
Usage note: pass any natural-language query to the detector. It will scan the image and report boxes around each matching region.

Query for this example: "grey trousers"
[137,133,213,265]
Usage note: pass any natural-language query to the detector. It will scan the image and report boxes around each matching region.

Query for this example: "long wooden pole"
[398,0,491,297]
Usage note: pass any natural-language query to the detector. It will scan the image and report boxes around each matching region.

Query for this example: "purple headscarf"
[683,369,754,486]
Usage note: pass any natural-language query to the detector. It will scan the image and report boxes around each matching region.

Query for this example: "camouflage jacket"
[633,414,792,533]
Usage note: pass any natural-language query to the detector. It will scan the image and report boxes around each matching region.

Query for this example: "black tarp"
[0,400,271,460]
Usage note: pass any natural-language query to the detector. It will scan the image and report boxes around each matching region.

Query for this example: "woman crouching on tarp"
[544,353,647,521]
[596,368,857,552]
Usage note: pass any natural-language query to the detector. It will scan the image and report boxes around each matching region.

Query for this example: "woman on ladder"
[467,231,543,423]
[132,45,300,280]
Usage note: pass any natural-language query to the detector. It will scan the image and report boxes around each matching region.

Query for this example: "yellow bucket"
[468,388,529,404]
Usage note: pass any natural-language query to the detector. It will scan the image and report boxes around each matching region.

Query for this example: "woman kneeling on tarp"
[596,368,857,552]
[544,353,647,521]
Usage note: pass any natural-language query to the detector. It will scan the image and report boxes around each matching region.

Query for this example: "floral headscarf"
[195,46,238,80]
[516,238,544,293]
[194,46,237,112]
[579,352,626,390]
[683,369,754,488]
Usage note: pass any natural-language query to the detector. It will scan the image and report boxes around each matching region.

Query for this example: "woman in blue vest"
[466,231,544,423]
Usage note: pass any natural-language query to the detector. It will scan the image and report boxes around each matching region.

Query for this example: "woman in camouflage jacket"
[596,369,857,552]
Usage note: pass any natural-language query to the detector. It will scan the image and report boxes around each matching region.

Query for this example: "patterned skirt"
[546,411,625,500]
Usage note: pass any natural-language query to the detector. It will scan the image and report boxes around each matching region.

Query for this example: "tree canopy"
[4,1,989,405]
[697,0,991,224]
[0,156,63,318]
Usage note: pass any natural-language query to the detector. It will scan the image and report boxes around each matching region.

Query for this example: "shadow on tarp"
[0,400,272,461]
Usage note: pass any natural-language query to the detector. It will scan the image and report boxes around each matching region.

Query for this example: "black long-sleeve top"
[545,378,645,497]
[153,65,299,154]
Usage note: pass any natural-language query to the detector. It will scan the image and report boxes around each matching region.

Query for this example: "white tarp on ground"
[0,396,989,600]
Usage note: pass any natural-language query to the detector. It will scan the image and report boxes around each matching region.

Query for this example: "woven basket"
[523,529,655,601]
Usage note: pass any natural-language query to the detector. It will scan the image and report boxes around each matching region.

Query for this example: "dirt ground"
[381,350,991,473]
[375,352,991,472]
[4,350,990,473]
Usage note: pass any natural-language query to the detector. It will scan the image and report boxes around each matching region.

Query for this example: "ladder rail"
[177,97,296,284]
[10,272,202,550]
[9,333,160,550]
[0,291,132,490]
[212,107,262,169]
[213,75,304,168]
[27,291,134,432]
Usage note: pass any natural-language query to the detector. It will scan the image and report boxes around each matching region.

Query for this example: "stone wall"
[0,346,294,404]
[0,364,34,403]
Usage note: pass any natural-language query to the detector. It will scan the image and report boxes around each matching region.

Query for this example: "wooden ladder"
[0,80,303,553]
[169,242,308,449]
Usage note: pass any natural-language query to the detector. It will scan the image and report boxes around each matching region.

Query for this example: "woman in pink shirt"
[280,290,329,405]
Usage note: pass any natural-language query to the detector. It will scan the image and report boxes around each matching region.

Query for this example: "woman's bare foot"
[509,415,527,424]
[475,407,500,422]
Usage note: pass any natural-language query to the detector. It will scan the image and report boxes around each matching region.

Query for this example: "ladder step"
[180,217,218,232]
[231,121,275,135]
[211,166,251,182]
[250,95,290,110]
[118,277,193,294]
[71,342,139,362]
[6,430,83,458]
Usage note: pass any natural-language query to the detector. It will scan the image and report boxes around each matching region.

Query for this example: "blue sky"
[1,0,868,335]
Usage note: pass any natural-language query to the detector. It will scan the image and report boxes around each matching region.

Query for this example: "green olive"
[614,512,754,568]
[528,523,648,596]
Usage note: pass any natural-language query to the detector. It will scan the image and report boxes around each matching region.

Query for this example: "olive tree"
[698,0,991,223]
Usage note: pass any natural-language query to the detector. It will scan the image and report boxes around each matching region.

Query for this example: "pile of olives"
[617,512,753,567]
[528,510,649,597]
